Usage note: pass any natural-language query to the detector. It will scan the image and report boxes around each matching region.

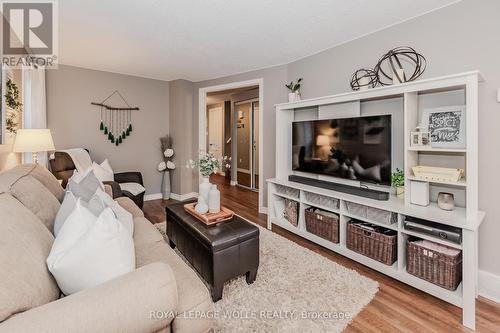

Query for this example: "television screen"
[292,115,392,185]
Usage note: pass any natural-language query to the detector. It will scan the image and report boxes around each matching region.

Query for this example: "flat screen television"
[292,115,392,185]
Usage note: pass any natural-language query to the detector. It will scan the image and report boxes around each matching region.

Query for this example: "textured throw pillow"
[91,159,114,182]
[47,201,135,295]
[10,175,61,231]
[67,169,103,202]
[53,191,107,236]
[119,182,146,196]
[94,189,133,235]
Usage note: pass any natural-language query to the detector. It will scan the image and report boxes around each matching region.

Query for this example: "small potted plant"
[285,78,302,102]
[391,168,405,197]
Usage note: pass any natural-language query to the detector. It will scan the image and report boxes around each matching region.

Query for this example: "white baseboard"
[259,206,268,215]
[230,180,237,186]
[170,192,198,201]
[144,192,198,202]
[479,270,500,304]
[144,193,162,201]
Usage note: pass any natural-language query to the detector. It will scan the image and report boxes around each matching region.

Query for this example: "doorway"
[199,79,265,213]
[235,99,259,190]
[207,105,223,161]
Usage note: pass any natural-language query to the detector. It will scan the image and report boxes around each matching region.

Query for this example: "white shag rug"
[155,221,378,333]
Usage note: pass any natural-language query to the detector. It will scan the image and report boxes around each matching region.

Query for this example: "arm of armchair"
[0,263,178,333]
[114,172,144,185]
[103,181,123,199]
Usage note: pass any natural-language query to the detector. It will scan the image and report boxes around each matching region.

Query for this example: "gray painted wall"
[286,0,500,277]
[46,65,169,194]
[181,0,500,277]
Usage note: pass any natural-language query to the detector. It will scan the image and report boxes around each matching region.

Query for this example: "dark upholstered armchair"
[49,151,145,208]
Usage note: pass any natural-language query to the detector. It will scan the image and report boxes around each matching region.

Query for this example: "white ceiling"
[59,0,460,82]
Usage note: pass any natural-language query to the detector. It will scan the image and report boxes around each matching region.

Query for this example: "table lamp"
[13,129,55,164]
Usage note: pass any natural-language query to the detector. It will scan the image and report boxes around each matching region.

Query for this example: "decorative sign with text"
[422,106,466,148]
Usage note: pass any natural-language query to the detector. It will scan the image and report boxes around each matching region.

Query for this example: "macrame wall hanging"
[91,90,139,146]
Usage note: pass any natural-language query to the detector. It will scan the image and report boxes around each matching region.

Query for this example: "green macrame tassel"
[119,136,123,144]
[126,128,130,136]
[110,133,115,143]
[128,123,132,132]
[115,140,119,146]
[99,121,104,131]
[104,126,108,135]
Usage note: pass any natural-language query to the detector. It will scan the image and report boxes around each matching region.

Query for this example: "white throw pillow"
[47,201,135,295]
[94,188,134,235]
[67,168,104,202]
[91,159,114,183]
[119,182,146,196]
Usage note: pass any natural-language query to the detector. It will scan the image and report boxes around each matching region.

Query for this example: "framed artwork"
[422,105,466,148]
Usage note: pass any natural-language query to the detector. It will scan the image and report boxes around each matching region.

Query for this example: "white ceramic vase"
[288,92,301,103]
[208,184,221,213]
[199,177,211,204]
[195,196,209,214]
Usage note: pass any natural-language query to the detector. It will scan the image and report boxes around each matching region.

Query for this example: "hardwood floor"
[143,175,500,333]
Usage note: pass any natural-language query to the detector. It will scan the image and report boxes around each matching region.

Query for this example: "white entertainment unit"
[267,71,485,329]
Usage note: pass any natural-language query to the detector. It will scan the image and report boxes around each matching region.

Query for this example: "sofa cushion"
[10,175,61,231]
[133,217,214,332]
[28,165,65,202]
[0,193,60,322]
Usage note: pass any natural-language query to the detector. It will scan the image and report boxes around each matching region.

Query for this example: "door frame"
[198,78,265,214]
[207,103,224,174]
[234,98,259,190]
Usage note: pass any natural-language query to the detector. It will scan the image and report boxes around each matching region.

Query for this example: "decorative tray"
[411,166,464,183]
[184,203,234,225]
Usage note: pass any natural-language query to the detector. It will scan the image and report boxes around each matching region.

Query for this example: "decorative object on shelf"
[374,46,426,86]
[350,68,378,91]
[157,135,175,199]
[187,151,229,205]
[411,166,464,183]
[422,105,466,148]
[410,125,430,146]
[437,192,455,211]
[199,177,212,204]
[208,184,221,213]
[283,198,298,227]
[391,168,405,197]
[285,78,302,102]
[410,180,429,206]
[4,79,23,134]
[184,202,234,225]
[195,196,209,214]
[91,90,139,146]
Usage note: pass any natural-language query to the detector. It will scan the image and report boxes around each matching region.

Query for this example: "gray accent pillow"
[67,170,102,202]
[54,190,107,236]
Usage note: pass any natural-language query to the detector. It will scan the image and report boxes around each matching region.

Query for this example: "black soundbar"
[288,175,390,201]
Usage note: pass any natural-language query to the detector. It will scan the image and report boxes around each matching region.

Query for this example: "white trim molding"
[144,192,198,202]
[479,270,500,304]
[170,192,198,201]
[259,206,268,215]
[199,78,265,214]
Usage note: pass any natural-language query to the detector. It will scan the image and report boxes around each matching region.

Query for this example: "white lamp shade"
[13,129,55,153]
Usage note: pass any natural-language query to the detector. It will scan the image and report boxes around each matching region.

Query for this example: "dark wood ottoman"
[166,201,260,301]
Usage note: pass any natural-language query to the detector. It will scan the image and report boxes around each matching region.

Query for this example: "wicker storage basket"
[366,207,397,225]
[346,222,397,265]
[345,202,367,218]
[406,240,462,290]
[284,199,299,227]
[305,208,339,243]
[275,184,299,199]
[304,192,339,211]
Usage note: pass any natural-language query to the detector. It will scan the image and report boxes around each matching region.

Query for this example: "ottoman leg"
[210,284,224,302]
[246,268,258,284]
[168,239,176,249]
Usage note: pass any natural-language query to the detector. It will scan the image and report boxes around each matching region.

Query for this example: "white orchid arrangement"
[158,135,176,172]
[187,151,230,178]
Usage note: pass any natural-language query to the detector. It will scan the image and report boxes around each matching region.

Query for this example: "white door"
[208,106,223,161]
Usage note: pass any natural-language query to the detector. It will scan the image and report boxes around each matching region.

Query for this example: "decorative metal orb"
[350,68,378,91]
[374,46,426,86]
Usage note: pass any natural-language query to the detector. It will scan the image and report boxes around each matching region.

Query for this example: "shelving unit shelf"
[269,71,485,330]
